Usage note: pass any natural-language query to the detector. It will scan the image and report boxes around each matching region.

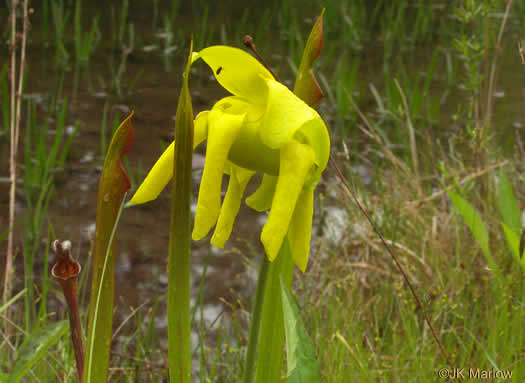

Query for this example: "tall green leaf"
[497,168,520,236]
[280,279,321,383]
[167,42,194,383]
[501,222,525,274]
[497,166,522,263]
[448,190,490,256]
[84,113,134,383]
[9,320,68,383]
[448,190,502,284]
[501,222,520,259]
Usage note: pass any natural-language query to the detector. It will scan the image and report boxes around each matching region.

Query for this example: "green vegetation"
[2,0,525,381]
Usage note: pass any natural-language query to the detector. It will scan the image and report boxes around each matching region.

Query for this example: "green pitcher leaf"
[280,279,321,383]
[293,9,325,107]
[84,113,134,383]
[167,42,194,383]
[497,168,520,236]
[10,320,68,383]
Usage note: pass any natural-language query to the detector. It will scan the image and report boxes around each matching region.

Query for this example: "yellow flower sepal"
[192,104,245,240]
[127,111,208,205]
[260,139,315,268]
[211,163,254,248]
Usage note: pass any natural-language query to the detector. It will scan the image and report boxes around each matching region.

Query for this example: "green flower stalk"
[128,46,330,272]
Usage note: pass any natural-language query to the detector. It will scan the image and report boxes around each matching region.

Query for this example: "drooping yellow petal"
[260,139,315,261]
[204,96,280,175]
[245,174,278,212]
[228,115,280,175]
[194,111,210,147]
[127,111,209,206]
[259,79,329,178]
[287,189,314,272]
[194,46,273,104]
[259,79,317,147]
[192,107,245,240]
[211,164,255,248]
[294,118,330,187]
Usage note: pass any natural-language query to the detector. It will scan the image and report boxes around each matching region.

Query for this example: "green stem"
[255,237,295,383]
[242,256,270,383]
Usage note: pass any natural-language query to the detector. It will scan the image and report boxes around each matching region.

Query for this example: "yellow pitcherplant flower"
[128,46,330,272]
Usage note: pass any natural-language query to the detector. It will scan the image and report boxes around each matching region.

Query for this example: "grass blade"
[0,288,26,315]
[9,320,68,383]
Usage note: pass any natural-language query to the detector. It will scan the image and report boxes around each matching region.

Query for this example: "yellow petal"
[288,189,314,272]
[294,118,330,187]
[195,46,273,104]
[211,164,254,248]
[127,111,209,206]
[227,101,280,175]
[191,51,201,64]
[245,174,278,212]
[259,79,329,179]
[192,107,245,240]
[194,111,210,147]
[260,139,315,261]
